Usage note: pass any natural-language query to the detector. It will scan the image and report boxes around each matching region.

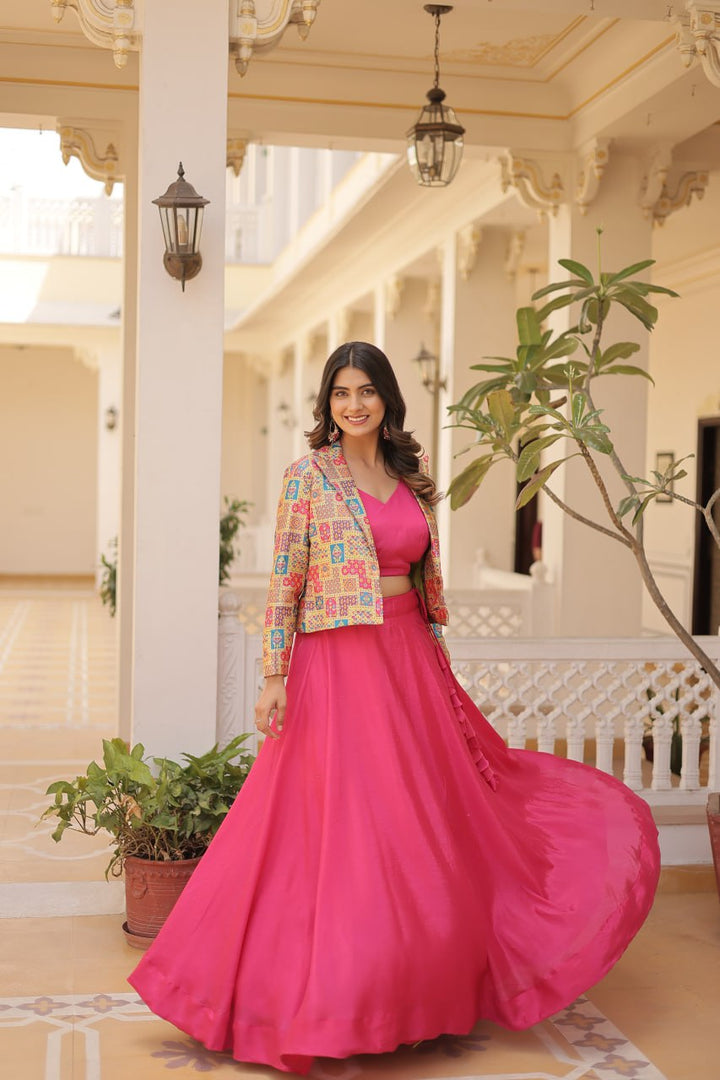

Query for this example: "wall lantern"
[152,162,209,291]
[406,5,465,188]
[411,342,447,469]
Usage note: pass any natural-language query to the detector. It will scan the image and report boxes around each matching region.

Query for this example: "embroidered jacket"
[263,443,449,676]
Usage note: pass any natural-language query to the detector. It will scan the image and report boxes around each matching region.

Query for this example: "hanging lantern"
[406,4,465,188]
[153,163,210,291]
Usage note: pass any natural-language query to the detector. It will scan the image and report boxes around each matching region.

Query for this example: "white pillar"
[438,235,457,586]
[95,347,122,586]
[131,0,229,759]
[118,109,138,743]
[292,337,307,460]
[544,152,653,636]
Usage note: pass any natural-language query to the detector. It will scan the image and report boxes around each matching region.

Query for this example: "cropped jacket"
[263,443,449,676]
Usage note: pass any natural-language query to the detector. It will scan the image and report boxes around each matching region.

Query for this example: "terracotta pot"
[707,793,720,902]
[123,855,201,947]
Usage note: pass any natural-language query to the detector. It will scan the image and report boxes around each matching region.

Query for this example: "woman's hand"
[255,675,287,739]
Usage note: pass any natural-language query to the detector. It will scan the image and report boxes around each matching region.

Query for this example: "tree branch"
[577,440,636,543]
[540,480,633,548]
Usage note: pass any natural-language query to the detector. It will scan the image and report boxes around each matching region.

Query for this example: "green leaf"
[468,361,513,373]
[448,455,494,510]
[599,364,654,384]
[604,259,655,286]
[535,293,577,323]
[558,258,594,284]
[516,433,564,481]
[618,494,641,519]
[531,278,587,300]
[487,389,517,438]
[597,342,640,368]
[516,306,543,346]
[613,290,658,330]
[516,458,569,509]
[632,492,656,524]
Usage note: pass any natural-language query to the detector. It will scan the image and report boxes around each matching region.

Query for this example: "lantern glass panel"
[158,207,172,253]
[191,206,204,253]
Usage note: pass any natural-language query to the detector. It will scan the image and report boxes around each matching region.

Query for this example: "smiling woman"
[129,340,660,1076]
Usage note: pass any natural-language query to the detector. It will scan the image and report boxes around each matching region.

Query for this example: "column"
[131,0,229,759]
[117,109,138,742]
[544,152,653,636]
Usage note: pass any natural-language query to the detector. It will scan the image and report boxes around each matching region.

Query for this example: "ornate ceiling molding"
[675,3,720,86]
[575,138,611,216]
[58,124,121,195]
[639,145,709,225]
[457,224,483,281]
[49,0,320,75]
[499,154,565,220]
[229,0,321,76]
[227,137,249,178]
[423,279,440,323]
[49,0,139,69]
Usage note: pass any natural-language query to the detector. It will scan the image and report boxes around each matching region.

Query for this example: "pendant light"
[406,4,465,188]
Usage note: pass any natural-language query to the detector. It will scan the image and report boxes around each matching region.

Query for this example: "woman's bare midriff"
[380,575,412,597]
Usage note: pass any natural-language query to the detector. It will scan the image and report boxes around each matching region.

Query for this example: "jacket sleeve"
[262,460,312,677]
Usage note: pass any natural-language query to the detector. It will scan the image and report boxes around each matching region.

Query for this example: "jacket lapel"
[313,445,375,551]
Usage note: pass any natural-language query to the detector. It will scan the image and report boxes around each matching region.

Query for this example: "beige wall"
[0,344,97,574]
[642,175,720,632]
[221,352,270,526]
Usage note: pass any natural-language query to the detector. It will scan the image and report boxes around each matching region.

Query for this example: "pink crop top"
[358,481,430,576]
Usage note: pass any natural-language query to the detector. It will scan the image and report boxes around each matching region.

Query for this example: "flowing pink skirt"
[128,590,660,1075]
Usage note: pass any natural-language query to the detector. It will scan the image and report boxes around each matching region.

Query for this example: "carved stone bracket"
[385,275,405,321]
[50,0,138,69]
[423,279,440,323]
[675,3,720,87]
[229,0,321,76]
[504,231,526,280]
[227,137,249,178]
[575,138,611,215]
[639,144,709,225]
[457,224,482,281]
[499,154,565,220]
[58,125,121,195]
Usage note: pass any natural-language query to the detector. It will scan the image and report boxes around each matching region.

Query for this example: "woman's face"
[329,365,385,441]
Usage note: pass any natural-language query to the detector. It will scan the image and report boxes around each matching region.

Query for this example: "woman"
[129,341,660,1076]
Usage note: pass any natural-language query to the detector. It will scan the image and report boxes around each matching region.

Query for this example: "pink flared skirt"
[128,589,660,1075]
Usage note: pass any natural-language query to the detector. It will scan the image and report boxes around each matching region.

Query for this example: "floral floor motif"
[0,992,667,1080]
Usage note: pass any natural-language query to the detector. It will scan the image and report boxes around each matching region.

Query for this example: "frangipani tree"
[447,234,720,693]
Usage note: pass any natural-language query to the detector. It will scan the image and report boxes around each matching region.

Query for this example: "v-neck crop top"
[358,480,430,576]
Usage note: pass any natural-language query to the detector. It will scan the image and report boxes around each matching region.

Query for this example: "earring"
[328,419,340,444]
[382,424,391,441]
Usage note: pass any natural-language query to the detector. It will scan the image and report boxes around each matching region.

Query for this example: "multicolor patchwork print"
[263,444,448,676]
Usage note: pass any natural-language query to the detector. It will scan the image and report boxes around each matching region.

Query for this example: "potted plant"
[41,734,255,947]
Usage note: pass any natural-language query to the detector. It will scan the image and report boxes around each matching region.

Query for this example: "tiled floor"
[0,582,718,1080]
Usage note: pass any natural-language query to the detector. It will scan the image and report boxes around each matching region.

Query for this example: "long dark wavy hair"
[305,341,440,506]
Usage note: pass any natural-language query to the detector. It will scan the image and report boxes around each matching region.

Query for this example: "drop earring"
[382,424,391,441]
[328,419,340,444]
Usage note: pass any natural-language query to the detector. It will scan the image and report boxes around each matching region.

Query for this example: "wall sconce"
[406,5,465,188]
[153,162,209,291]
[104,406,119,431]
[411,343,447,469]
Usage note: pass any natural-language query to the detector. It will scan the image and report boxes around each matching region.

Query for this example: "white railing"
[217,590,719,803]
[0,193,124,257]
[447,635,720,801]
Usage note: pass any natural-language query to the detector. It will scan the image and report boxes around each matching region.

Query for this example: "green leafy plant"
[447,230,720,693]
[99,538,117,617]
[219,497,251,585]
[41,735,255,877]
